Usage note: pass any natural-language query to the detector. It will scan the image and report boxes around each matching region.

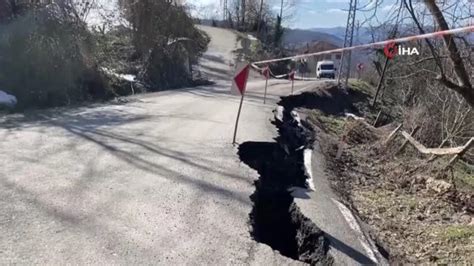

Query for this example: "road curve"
[0,25,318,264]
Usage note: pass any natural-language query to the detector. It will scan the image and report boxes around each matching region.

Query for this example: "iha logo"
[384,42,420,59]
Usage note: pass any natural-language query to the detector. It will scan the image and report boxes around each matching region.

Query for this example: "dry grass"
[293,80,473,263]
[303,85,473,263]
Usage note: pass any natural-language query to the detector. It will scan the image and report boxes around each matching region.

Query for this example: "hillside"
[309,27,373,44]
[283,28,343,48]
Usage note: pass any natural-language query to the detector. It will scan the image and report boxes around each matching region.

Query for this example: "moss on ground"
[440,225,474,242]
[308,110,345,136]
[349,79,375,96]
[454,160,474,191]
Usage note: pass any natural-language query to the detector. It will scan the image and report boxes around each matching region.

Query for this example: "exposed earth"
[292,83,474,264]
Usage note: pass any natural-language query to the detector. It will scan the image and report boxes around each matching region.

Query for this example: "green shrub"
[0,5,104,109]
[119,0,209,89]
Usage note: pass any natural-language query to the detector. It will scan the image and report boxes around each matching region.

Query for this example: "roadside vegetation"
[302,77,472,263]
[271,0,472,262]
[284,78,472,263]
[216,2,472,261]
[0,0,209,110]
[204,0,297,74]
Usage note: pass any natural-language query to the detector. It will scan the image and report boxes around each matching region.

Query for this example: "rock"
[273,106,284,123]
[458,214,472,224]
[426,177,453,194]
[344,119,380,145]
[414,175,428,185]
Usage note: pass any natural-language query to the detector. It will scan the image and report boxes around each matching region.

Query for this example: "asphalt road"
[0,25,322,264]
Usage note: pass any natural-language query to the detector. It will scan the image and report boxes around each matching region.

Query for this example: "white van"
[316,60,336,79]
[0,90,17,108]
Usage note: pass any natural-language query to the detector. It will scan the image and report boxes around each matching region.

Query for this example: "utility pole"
[241,0,246,29]
[236,0,240,27]
[337,0,357,88]
[222,0,228,21]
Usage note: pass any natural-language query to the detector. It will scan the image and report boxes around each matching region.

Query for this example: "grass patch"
[349,79,375,96]
[440,225,474,242]
[308,109,345,136]
[454,160,474,190]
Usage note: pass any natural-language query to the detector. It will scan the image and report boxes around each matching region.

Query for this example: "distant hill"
[309,27,374,44]
[309,27,346,40]
[282,28,343,48]
[307,25,474,44]
[194,21,345,48]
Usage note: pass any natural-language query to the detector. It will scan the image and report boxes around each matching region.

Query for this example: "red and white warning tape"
[251,25,474,66]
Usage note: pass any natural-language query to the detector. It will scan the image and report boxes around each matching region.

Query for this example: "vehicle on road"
[0,90,17,108]
[316,60,336,79]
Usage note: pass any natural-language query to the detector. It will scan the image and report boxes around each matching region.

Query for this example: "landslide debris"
[285,82,473,264]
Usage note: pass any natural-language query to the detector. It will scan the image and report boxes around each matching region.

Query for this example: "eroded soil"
[283,82,474,264]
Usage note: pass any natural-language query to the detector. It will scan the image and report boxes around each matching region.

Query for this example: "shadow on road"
[2,107,252,205]
[0,104,254,262]
[325,233,377,264]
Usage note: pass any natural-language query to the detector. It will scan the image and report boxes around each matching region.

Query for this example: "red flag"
[262,67,270,79]
[232,64,250,95]
[289,70,295,81]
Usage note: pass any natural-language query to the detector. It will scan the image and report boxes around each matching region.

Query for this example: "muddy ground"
[284,82,473,264]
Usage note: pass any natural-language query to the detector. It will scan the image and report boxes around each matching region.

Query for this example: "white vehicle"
[316,60,336,79]
[0,90,17,108]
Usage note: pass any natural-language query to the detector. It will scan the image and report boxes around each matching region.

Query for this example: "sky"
[187,0,472,29]
[187,0,401,29]
[288,0,395,28]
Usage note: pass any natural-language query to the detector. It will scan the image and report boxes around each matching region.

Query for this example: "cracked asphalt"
[0,25,320,264]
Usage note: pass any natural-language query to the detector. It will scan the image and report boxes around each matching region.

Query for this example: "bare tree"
[279,0,283,19]
[257,0,264,32]
[405,0,474,107]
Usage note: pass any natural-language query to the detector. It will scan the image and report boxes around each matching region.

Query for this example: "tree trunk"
[236,0,240,28]
[0,0,13,22]
[257,0,264,36]
[280,0,283,19]
[423,0,474,107]
[372,55,390,107]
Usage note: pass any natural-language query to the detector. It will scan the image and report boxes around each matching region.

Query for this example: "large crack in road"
[239,140,333,265]
[236,90,334,264]
[268,85,390,265]
[236,85,390,265]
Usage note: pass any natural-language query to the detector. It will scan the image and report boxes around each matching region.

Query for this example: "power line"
[251,25,474,65]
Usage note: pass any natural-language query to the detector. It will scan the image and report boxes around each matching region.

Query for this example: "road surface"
[0,26,317,264]
[0,25,385,265]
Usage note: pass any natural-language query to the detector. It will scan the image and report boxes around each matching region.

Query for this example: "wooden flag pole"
[231,63,250,145]
[233,92,245,145]
[291,79,294,94]
[289,70,295,94]
[263,76,269,104]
